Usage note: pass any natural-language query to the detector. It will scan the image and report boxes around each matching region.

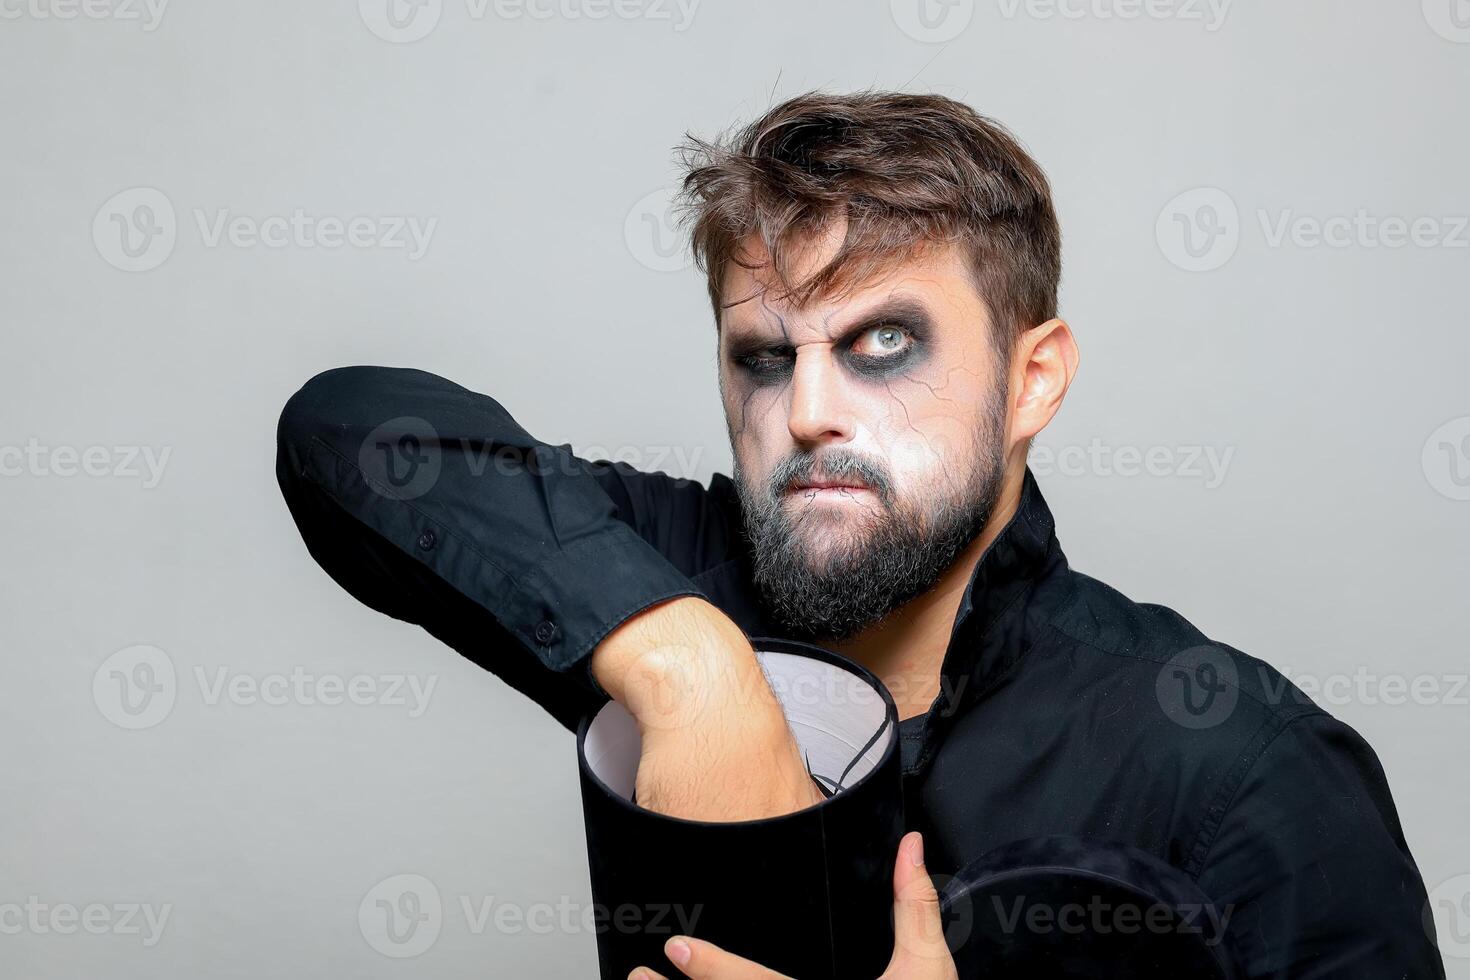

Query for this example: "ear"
[1008,317,1079,448]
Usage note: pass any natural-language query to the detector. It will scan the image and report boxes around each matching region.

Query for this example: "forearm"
[592,596,824,821]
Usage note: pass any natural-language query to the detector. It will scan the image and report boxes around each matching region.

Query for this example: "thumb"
[884,831,955,976]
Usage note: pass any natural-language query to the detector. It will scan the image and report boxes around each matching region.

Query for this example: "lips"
[789,476,870,493]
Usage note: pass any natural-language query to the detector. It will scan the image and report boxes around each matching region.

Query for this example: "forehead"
[718,230,985,346]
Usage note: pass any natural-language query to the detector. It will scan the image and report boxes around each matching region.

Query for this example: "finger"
[662,935,793,979]
[886,831,955,973]
[629,969,670,980]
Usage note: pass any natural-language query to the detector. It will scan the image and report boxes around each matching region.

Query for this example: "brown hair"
[673,89,1061,354]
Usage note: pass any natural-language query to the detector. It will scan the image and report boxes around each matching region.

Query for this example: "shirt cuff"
[512,522,711,674]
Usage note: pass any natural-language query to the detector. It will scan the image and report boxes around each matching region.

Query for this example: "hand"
[591,596,823,822]
[628,831,958,980]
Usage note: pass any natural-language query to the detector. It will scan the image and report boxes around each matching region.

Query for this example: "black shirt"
[275,365,1443,979]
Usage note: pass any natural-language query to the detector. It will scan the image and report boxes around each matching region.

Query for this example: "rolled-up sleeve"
[275,365,718,730]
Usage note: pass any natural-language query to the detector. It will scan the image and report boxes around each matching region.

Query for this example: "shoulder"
[1031,568,1418,880]
[1041,567,1326,731]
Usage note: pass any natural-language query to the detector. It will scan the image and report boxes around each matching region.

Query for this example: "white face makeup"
[717,230,1012,641]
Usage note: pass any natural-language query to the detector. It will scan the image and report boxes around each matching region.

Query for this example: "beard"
[731,386,1008,644]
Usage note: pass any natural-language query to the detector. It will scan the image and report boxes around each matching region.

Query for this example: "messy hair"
[673,89,1061,354]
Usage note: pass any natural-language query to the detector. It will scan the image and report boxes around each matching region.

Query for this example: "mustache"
[769,450,894,505]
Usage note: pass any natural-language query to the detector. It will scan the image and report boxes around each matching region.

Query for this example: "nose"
[786,348,854,448]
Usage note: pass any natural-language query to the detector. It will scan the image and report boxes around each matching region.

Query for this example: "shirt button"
[416,529,436,551]
[533,620,559,645]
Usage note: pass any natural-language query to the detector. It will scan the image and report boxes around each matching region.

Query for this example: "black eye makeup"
[729,342,796,381]
[844,314,927,377]
[725,301,933,385]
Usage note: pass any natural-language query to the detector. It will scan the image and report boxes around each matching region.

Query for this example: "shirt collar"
[932,465,1064,722]
[717,465,1065,726]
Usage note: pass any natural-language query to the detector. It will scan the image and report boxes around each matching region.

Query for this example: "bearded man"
[276,90,1442,979]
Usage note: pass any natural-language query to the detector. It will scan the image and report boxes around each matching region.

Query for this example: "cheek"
[723,378,790,475]
[863,365,992,491]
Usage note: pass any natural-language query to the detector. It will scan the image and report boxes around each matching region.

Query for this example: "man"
[275,91,1442,978]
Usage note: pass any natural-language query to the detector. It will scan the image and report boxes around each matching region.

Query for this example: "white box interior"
[583,649,893,805]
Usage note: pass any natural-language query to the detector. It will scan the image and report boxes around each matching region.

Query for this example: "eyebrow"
[722,295,937,352]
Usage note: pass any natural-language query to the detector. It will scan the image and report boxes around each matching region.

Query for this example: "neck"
[827,462,1027,722]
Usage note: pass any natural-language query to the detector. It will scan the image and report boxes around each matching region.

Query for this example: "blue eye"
[852,324,912,358]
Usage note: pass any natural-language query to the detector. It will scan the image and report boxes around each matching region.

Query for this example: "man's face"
[719,227,1012,643]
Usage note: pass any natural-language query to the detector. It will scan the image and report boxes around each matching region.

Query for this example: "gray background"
[3,0,1467,976]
